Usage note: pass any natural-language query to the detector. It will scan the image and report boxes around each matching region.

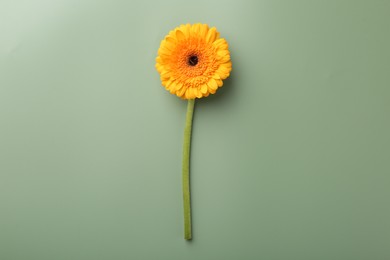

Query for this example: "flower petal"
[218,54,230,63]
[192,23,201,35]
[160,70,170,79]
[195,87,202,98]
[213,38,228,49]
[200,84,208,94]
[163,40,176,51]
[188,87,194,99]
[175,82,184,91]
[155,63,164,73]
[207,78,218,90]
[217,50,230,57]
[185,88,191,99]
[199,24,209,38]
[216,67,230,79]
[176,29,186,41]
[178,85,187,97]
[166,36,177,44]
[215,78,223,87]
[179,24,190,38]
[185,24,191,37]
[169,83,177,94]
[207,85,217,94]
[158,46,171,56]
[206,27,217,43]
[212,73,221,80]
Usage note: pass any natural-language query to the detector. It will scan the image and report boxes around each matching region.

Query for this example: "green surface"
[1,0,390,259]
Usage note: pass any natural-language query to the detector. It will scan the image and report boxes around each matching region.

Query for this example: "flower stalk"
[182,99,195,240]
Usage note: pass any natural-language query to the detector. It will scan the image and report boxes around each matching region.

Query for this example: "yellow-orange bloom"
[156,23,232,99]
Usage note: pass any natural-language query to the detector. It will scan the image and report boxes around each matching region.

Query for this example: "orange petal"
[218,54,230,63]
[166,36,177,44]
[158,46,171,56]
[217,50,230,57]
[200,84,208,94]
[175,82,184,91]
[185,24,191,37]
[212,73,221,80]
[160,70,170,79]
[179,24,190,38]
[195,87,202,98]
[206,27,217,43]
[207,78,218,90]
[187,87,194,99]
[215,78,223,87]
[176,29,186,41]
[192,23,201,35]
[185,88,192,99]
[199,24,209,38]
[207,85,216,94]
[178,85,187,97]
[163,40,175,51]
[213,38,227,49]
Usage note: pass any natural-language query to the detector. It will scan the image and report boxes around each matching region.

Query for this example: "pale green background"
[1,0,389,259]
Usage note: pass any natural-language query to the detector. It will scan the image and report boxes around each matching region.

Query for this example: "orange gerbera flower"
[155,24,233,240]
[156,23,232,99]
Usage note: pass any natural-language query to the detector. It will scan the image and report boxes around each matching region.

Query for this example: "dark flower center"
[188,55,198,66]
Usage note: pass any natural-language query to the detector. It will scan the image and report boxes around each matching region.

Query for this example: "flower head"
[156,23,232,99]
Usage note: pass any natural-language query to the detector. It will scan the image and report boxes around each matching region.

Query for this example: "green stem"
[182,99,195,240]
